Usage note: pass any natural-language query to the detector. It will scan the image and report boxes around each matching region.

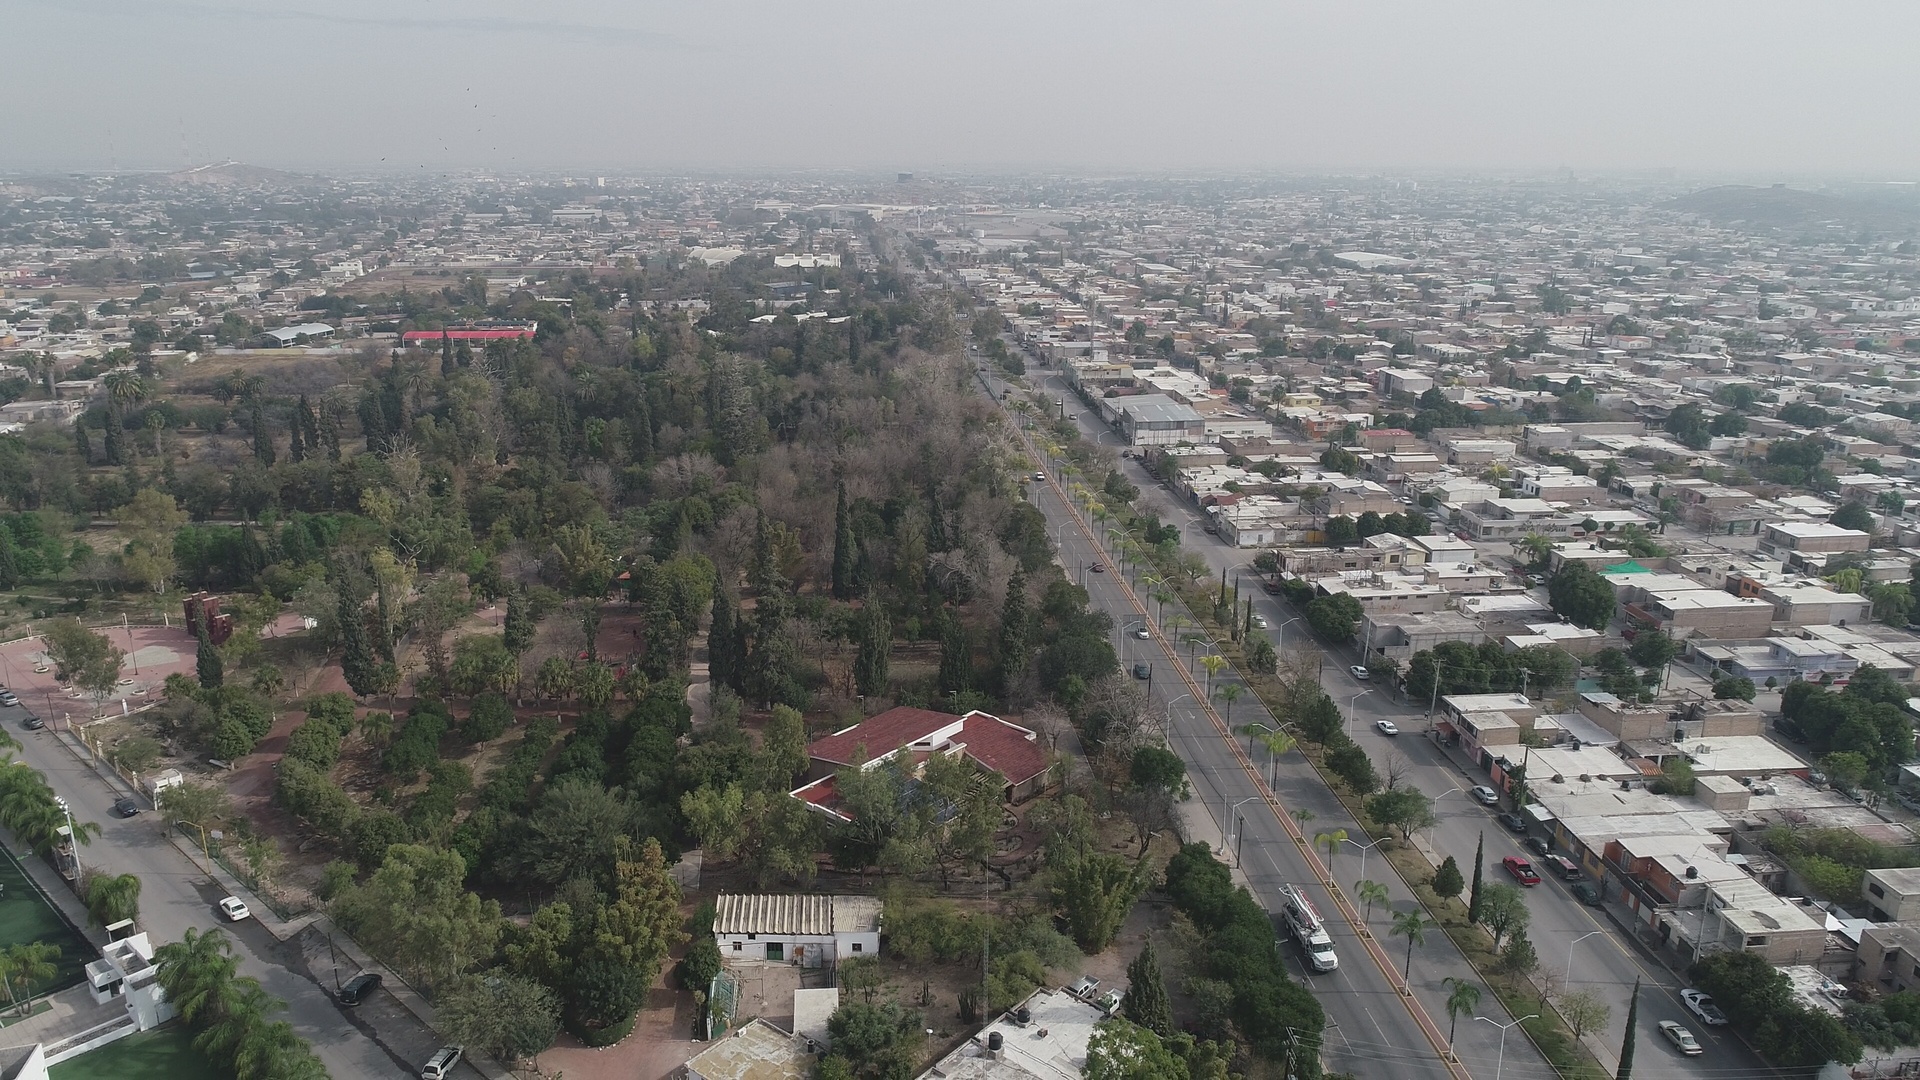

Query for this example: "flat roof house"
[1863,867,1920,923]
[1757,522,1869,559]
[1117,395,1207,446]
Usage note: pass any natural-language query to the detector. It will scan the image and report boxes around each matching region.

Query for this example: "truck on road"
[1280,884,1339,972]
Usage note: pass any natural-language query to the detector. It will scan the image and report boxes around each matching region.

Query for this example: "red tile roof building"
[791,708,1053,820]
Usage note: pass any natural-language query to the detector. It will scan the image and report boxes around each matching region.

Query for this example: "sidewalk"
[0,985,126,1052]
[164,831,510,1080]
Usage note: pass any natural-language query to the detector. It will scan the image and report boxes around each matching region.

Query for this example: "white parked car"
[218,896,251,922]
[1681,989,1727,1026]
[1659,1020,1703,1055]
[1132,627,1151,639]
[1250,614,1268,629]
[1349,665,1370,680]
[1470,785,1500,805]
[1374,720,1399,736]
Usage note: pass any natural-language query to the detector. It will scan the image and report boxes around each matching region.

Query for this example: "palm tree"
[1315,829,1347,875]
[1516,532,1554,569]
[1215,682,1244,723]
[359,711,393,748]
[232,1019,307,1079]
[1443,976,1481,1043]
[192,977,280,1064]
[1199,654,1226,695]
[1355,879,1389,922]
[0,942,58,1017]
[102,370,151,416]
[155,928,240,1024]
[1390,909,1435,979]
[85,872,141,927]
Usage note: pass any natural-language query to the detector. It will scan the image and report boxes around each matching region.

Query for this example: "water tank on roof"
[988,1032,1004,1052]
[1686,866,1699,879]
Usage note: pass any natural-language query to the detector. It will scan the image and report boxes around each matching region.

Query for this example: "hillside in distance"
[1669,183,1920,234]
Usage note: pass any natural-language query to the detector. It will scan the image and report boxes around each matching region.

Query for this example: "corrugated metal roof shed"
[713,894,882,936]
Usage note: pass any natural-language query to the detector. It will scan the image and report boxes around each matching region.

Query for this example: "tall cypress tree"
[0,531,18,591]
[749,511,775,594]
[1120,942,1173,1037]
[853,597,889,698]
[1467,832,1486,924]
[831,482,855,600]
[937,607,971,696]
[288,411,306,461]
[296,395,319,449]
[249,402,275,465]
[630,395,653,462]
[1616,978,1639,1080]
[195,627,224,690]
[926,486,948,553]
[372,592,395,664]
[997,568,1030,693]
[503,589,535,658]
[339,592,377,699]
[708,590,737,692]
[73,425,90,464]
[102,409,125,465]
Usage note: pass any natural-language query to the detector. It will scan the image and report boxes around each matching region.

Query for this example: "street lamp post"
[1477,1014,1539,1080]
[1163,693,1194,740]
[1564,931,1604,987]
[1242,721,1293,788]
[1346,688,1375,734]
[1275,616,1303,648]
[1343,835,1384,880]
[1226,796,1260,867]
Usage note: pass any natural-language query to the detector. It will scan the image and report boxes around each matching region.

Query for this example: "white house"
[713,894,882,967]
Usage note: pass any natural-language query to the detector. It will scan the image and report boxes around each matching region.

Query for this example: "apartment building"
[1863,868,1920,924]
[1455,498,1573,541]
[1757,522,1871,559]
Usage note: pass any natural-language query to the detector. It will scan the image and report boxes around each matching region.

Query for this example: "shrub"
[284,721,343,771]
[382,702,450,778]
[463,692,513,744]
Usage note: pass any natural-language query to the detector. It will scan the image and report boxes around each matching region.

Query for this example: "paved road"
[970,358,1543,1080]
[0,701,443,1078]
[973,345,1775,1080]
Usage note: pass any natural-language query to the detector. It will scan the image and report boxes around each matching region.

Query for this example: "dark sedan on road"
[336,972,382,1006]
[1525,836,1552,857]
[1497,811,1528,834]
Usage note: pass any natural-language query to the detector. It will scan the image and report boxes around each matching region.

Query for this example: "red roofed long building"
[790,707,1053,821]
[399,322,536,346]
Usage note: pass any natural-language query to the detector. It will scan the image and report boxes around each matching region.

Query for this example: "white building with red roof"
[789,707,1053,821]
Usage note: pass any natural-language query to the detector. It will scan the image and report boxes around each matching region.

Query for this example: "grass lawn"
[0,844,90,995]
[49,1025,219,1080]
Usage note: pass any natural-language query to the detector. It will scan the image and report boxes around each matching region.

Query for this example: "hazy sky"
[5,0,1918,176]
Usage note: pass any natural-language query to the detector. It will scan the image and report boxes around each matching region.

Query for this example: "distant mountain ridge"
[1667,184,1919,233]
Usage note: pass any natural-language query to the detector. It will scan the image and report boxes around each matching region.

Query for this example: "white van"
[421,1046,463,1079]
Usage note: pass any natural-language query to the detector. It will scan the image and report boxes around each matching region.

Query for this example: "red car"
[1503,856,1541,886]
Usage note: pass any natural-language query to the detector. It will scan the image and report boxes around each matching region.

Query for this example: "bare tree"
[1023,701,1070,752]
[1382,749,1413,791]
